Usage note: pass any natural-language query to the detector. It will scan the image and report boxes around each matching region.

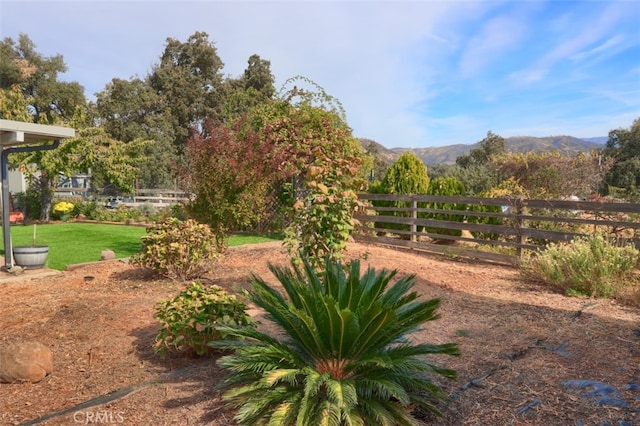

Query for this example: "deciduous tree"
[94,77,177,188]
[182,115,288,245]
[603,117,640,196]
[16,125,147,220]
[456,130,505,168]
[182,78,368,263]
[0,34,85,124]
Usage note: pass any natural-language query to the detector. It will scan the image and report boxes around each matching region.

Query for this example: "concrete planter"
[13,245,49,269]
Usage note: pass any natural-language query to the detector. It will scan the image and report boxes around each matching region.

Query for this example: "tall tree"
[94,77,177,188]
[0,34,87,219]
[149,31,225,155]
[15,123,147,220]
[0,84,32,121]
[456,130,506,168]
[454,130,505,194]
[0,34,85,124]
[1,34,149,218]
[602,118,640,196]
[242,54,275,99]
[219,54,276,123]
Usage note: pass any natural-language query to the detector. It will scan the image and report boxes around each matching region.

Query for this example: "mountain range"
[359,135,607,165]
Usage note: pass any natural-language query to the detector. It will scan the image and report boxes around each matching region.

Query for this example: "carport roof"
[0,119,76,146]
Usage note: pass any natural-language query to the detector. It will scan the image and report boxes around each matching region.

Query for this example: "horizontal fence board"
[356,214,519,236]
[132,196,189,202]
[356,193,640,263]
[135,189,187,196]
[522,199,640,213]
[519,214,640,229]
[358,193,515,207]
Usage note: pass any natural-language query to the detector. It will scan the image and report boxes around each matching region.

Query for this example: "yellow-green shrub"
[131,218,221,281]
[524,233,639,298]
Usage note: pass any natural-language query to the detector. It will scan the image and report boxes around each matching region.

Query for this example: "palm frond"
[215,255,459,425]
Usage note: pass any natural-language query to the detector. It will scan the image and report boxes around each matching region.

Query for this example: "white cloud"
[569,36,624,62]
[458,16,527,77]
[1,0,638,148]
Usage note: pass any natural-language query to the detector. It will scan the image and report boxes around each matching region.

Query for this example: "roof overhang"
[0,119,76,146]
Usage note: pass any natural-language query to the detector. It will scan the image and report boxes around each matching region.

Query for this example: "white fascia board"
[0,119,76,146]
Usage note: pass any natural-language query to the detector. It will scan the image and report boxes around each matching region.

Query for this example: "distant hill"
[581,136,608,144]
[360,135,604,166]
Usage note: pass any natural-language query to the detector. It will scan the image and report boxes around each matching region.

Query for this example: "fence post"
[516,198,524,258]
[411,197,417,242]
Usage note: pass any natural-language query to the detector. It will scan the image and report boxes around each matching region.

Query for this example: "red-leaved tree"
[182,116,288,246]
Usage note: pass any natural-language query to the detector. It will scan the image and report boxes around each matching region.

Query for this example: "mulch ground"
[0,241,639,425]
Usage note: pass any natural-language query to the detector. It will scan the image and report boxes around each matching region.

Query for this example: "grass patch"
[2,223,281,270]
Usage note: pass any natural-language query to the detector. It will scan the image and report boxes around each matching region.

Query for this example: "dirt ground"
[0,241,639,426]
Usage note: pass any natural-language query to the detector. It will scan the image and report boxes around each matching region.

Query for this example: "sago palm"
[213,256,459,425]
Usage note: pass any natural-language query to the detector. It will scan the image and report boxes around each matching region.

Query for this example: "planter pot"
[13,245,49,269]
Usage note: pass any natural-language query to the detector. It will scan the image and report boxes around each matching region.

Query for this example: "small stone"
[0,341,53,383]
[101,250,116,261]
[7,266,24,275]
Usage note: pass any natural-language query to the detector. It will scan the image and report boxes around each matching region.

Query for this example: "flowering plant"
[52,201,75,220]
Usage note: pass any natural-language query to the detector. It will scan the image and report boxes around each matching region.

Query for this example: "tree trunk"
[38,174,55,222]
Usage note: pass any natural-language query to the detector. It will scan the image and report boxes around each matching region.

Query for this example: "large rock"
[0,341,53,383]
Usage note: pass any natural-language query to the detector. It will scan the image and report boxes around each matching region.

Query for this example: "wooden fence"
[354,193,640,265]
[53,188,189,208]
[126,189,189,207]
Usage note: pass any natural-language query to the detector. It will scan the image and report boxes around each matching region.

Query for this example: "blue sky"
[1,0,639,148]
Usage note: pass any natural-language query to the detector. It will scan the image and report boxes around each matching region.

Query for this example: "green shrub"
[73,200,98,219]
[372,153,430,236]
[466,199,503,241]
[213,256,459,425]
[14,189,41,221]
[422,176,467,238]
[170,203,188,221]
[138,202,157,220]
[154,281,254,358]
[524,233,639,298]
[131,218,221,281]
[151,204,189,223]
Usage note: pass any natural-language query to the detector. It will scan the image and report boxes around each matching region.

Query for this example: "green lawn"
[2,223,281,270]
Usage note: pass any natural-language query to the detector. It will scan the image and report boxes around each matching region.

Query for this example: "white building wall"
[7,169,27,194]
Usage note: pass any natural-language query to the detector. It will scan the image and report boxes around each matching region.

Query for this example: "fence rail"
[127,189,189,207]
[55,188,189,208]
[355,193,640,265]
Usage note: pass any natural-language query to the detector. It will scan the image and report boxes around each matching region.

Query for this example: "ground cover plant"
[2,223,280,270]
[154,281,255,358]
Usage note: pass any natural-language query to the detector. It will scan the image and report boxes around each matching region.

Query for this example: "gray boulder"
[101,249,116,261]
